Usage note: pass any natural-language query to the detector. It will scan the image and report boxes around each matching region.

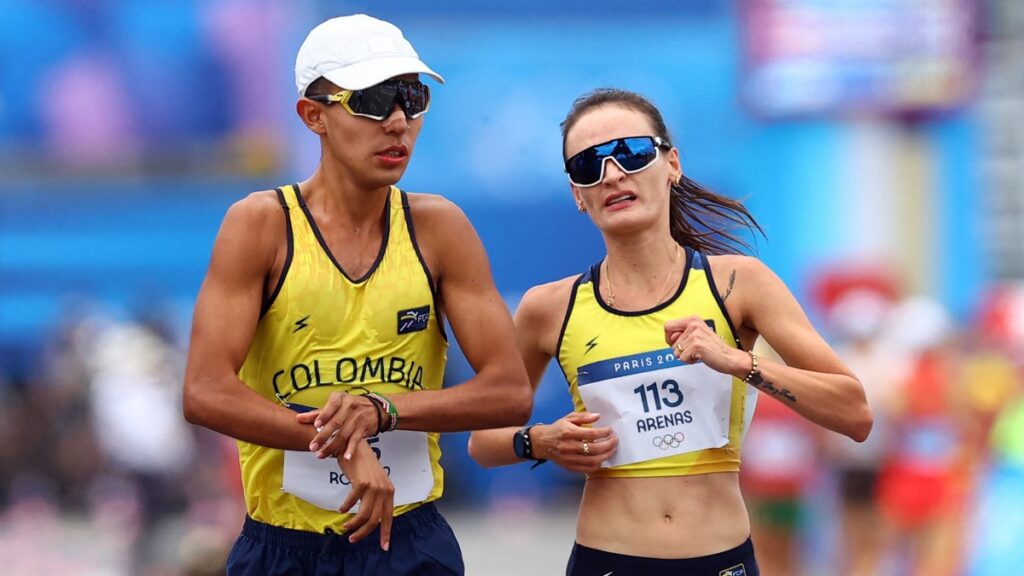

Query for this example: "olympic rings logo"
[652,432,685,450]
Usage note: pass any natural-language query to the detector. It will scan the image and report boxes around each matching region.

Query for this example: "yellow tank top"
[556,247,757,478]
[237,184,447,532]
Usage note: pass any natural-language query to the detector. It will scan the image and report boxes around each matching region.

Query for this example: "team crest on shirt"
[397,305,430,335]
[719,564,746,576]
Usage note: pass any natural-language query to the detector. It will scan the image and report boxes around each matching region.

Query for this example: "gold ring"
[582,441,590,455]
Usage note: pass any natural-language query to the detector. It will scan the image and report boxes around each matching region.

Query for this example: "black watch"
[513,424,547,467]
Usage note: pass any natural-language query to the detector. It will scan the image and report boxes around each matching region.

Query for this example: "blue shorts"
[227,502,464,576]
[566,537,759,576]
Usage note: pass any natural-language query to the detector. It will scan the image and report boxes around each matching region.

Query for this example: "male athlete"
[183,14,531,575]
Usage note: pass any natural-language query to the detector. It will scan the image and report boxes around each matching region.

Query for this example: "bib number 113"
[633,379,683,413]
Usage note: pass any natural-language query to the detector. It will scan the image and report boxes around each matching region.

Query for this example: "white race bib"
[577,348,733,467]
[282,430,433,512]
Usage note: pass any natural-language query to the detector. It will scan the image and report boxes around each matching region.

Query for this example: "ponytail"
[669,175,763,255]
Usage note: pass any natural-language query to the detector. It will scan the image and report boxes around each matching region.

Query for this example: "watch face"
[513,431,527,459]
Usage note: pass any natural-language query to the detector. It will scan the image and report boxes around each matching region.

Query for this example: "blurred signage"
[741,0,978,117]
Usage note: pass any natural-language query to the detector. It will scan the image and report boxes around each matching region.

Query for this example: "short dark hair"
[561,88,764,255]
[304,77,338,98]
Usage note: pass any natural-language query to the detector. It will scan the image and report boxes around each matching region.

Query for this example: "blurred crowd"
[0,0,289,177]
[1,273,1022,575]
[0,299,243,575]
[742,275,1024,576]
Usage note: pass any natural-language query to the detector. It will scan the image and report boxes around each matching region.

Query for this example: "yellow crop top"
[556,247,757,478]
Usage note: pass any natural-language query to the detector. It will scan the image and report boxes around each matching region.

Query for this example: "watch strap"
[517,424,547,468]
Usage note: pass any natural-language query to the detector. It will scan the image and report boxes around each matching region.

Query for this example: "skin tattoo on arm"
[752,377,798,403]
[722,270,736,301]
[746,359,798,403]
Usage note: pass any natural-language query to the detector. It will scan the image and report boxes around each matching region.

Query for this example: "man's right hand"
[338,440,395,550]
[297,392,381,461]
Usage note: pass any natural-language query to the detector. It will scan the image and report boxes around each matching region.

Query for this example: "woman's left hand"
[531,412,618,474]
[665,315,748,377]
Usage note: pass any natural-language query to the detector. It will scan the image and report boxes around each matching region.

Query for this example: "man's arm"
[394,195,533,429]
[468,280,616,471]
[182,192,317,450]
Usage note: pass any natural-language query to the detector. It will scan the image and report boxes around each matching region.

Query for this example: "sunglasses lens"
[566,137,659,186]
[347,81,430,120]
[398,83,429,118]
[617,137,658,170]
[565,152,602,186]
[346,83,399,119]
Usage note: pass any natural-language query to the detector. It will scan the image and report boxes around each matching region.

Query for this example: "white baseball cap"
[295,14,444,96]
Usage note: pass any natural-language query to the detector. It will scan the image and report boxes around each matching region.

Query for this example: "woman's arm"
[667,255,873,442]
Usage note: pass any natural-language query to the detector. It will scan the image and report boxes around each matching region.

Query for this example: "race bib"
[282,430,433,512]
[577,348,733,467]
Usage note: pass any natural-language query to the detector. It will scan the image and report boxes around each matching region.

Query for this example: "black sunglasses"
[564,136,671,187]
[307,79,431,121]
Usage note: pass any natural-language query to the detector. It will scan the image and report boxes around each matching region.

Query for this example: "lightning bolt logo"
[584,336,598,354]
[292,315,310,333]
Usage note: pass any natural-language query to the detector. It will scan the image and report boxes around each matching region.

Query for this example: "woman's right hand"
[531,412,618,474]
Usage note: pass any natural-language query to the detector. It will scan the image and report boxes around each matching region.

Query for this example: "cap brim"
[321,56,444,91]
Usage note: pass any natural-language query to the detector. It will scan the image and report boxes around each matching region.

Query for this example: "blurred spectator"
[875,297,963,576]
[740,343,820,576]
[201,0,289,176]
[991,395,1024,466]
[825,288,907,576]
[40,51,140,169]
[84,314,199,572]
[965,370,1024,576]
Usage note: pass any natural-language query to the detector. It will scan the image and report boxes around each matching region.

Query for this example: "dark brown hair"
[561,88,764,255]
[304,77,338,98]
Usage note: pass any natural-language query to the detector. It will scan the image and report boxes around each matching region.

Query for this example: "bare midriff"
[575,473,750,559]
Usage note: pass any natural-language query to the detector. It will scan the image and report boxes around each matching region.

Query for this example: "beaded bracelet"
[743,350,762,384]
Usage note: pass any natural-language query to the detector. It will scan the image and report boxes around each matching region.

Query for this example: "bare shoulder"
[519,276,579,317]
[404,192,469,234]
[403,193,484,280]
[219,188,284,235]
[705,253,776,288]
[705,253,765,271]
[706,253,808,338]
[211,189,286,271]
[704,254,781,333]
[226,189,284,227]
[516,275,580,343]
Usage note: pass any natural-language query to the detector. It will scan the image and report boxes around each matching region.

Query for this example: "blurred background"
[2,0,1023,574]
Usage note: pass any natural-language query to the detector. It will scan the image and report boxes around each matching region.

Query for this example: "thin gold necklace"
[604,244,682,307]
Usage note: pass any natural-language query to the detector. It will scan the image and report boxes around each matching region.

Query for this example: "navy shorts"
[227,502,464,576]
[566,537,759,576]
